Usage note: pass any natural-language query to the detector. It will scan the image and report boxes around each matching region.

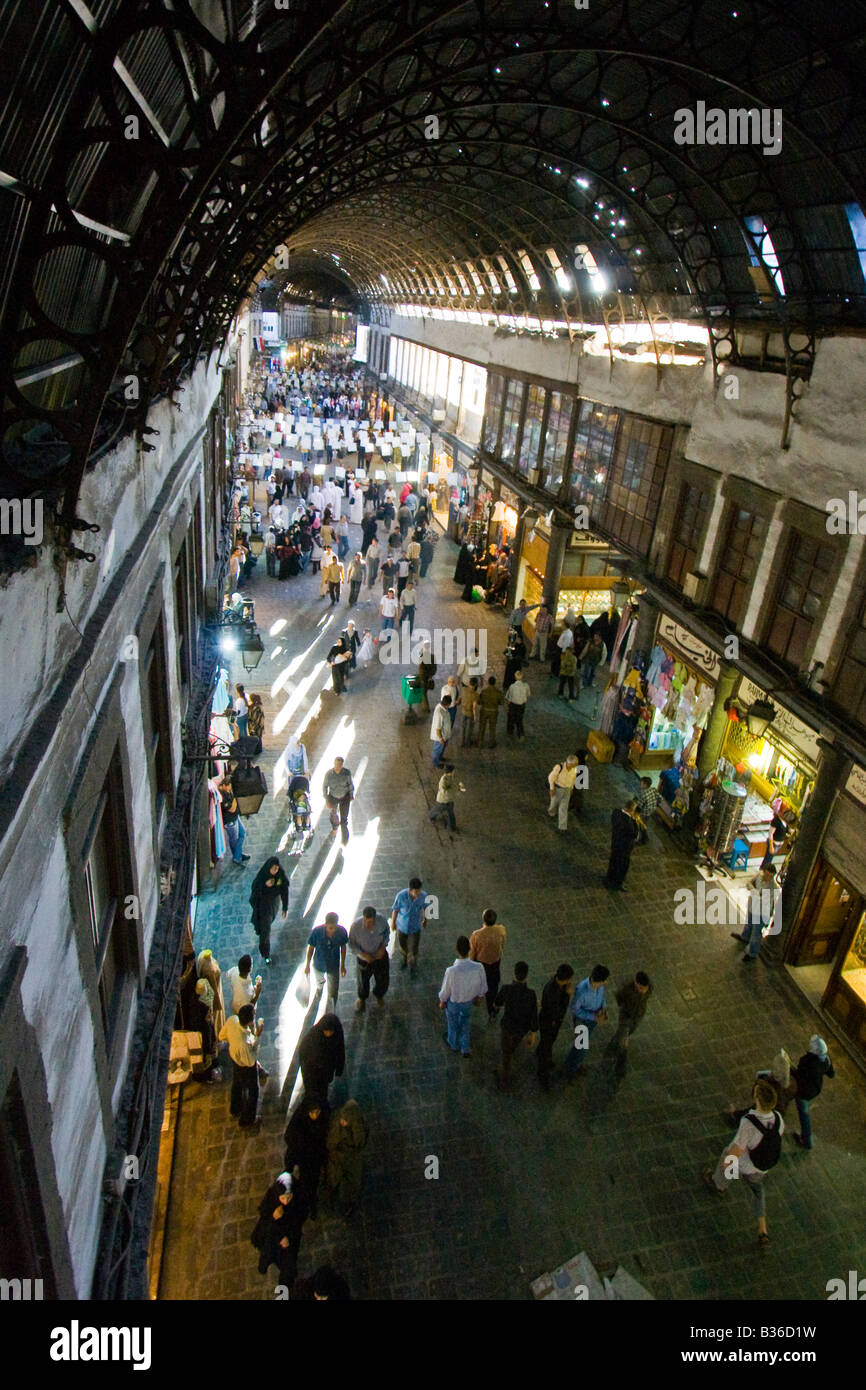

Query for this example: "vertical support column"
[679,662,739,837]
[697,662,740,783]
[630,592,659,666]
[770,738,850,961]
[541,516,572,613]
[507,510,526,611]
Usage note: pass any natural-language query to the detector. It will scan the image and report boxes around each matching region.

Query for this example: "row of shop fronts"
[369,333,866,1067]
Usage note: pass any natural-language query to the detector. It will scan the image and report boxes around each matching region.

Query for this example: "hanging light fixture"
[239,632,265,671]
[724,696,777,737]
[248,529,265,556]
[745,699,777,737]
[230,760,268,815]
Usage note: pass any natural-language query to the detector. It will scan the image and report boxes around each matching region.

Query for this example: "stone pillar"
[542,516,572,613]
[697,663,740,783]
[630,591,659,666]
[769,738,850,962]
[507,513,527,611]
[679,662,739,838]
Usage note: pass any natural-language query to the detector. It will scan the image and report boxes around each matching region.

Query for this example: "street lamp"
[745,699,777,737]
[239,631,265,671]
[724,697,777,737]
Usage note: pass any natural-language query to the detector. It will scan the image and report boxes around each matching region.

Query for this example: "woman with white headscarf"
[250,1171,310,1284]
[283,733,309,780]
[195,949,225,1035]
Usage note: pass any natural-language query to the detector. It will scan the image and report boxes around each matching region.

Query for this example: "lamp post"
[182,732,269,815]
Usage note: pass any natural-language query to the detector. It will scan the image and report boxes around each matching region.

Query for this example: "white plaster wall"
[387,314,700,423]
[0,354,224,772]
[16,833,107,1296]
[0,340,232,1296]
[387,315,866,488]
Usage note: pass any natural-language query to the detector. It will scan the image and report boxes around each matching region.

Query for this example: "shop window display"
[841,913,866,1005]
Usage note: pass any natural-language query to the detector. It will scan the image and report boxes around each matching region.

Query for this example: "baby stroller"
[288,774,314,854]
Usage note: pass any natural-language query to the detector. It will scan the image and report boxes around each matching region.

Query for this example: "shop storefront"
[518,523,619,632]
[636,616,719,780]
[714,676,818,867]
[787,770,866,1062]
[487,483,520,553]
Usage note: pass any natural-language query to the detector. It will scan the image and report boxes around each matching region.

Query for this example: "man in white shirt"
[218,1005,264,1127]
[548,755,581,831]
[225,954,262,1014]
[704,1078,783,1246]
[430,696,453,767]
[505,670,530,740]
[379,588,398,634]
[438,936,487,1056]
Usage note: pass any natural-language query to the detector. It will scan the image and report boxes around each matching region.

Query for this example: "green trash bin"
[402,675,425,706]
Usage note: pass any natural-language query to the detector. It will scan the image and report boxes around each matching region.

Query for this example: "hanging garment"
[645,645,665,685]
[598,681,620,736]
[208,778,227,861]
[608,608,634,672]
[657,655,675,691]
[692,682,714,729]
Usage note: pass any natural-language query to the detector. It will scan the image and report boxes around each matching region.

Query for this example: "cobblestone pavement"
[159,508,866,1301]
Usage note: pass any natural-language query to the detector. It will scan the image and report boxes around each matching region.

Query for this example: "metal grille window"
[83,776,131,1045]
[499,378,525,464]
[541,390,573,492]
[517,384,546,477]
[141,615,174,823]
[596,416,672,556]
[569,400,620,512]
[482,373,504,452]
[764,529,836,669]
[174,541,191,704]
[666,482,710,589]
[710,504,768,628]
[833,594,866,726]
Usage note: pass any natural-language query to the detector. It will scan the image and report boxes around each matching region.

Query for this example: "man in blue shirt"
[564,965,610,1079]
[304,912,348,1006]
[390,877,428,975]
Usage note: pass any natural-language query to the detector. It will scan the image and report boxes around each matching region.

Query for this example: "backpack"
[744,1111,782,1172]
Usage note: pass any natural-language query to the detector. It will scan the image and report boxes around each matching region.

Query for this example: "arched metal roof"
[3,0,866,541]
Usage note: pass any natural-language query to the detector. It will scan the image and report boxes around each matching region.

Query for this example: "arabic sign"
[657,615,720,679]
[737,677,821,764]
[845,765,866,807]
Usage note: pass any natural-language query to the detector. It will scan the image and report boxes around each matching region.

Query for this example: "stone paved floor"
[159,509,866,1301]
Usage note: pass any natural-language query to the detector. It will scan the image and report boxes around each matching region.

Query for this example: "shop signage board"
[737,677,821,764]
[657,615,720,680]
[500,485,521,511]
[845,765,866,807]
